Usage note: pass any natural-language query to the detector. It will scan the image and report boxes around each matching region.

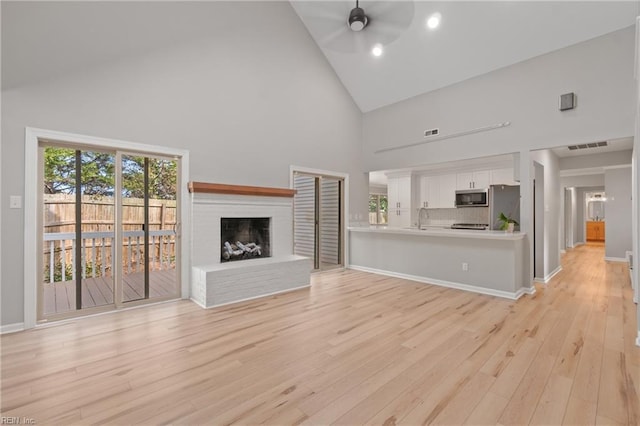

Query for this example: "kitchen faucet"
[418,207,429,229]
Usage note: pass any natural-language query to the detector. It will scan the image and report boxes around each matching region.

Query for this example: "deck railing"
[43,230,176,283]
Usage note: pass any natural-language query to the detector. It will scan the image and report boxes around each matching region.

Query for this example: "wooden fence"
[43,194,177,282]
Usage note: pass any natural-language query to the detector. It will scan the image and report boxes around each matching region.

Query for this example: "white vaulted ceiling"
[290,1,640,112]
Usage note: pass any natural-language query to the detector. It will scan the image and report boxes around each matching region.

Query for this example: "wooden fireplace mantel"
[188,181,296,198]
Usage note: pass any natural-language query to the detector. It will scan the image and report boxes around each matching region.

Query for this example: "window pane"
[379,195,388,224]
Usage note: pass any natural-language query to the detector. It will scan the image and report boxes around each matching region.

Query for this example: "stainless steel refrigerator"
[489,185,521,230]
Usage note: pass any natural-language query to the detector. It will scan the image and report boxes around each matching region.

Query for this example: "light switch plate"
[9,195,22,209]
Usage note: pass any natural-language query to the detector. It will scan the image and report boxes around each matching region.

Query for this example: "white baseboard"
[573,242,585,247]
[514,286,537,298]
[561,249,567,254]
[1,322,25,334]
[534,265,563,284]
[348,265,531,300]
[189,297,206,309]
[202,285,311,309]
[636,333,640,347]
[604,257,629,263]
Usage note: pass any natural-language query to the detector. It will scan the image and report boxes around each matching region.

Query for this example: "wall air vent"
[424,128,439,137]
[567,141,607,151]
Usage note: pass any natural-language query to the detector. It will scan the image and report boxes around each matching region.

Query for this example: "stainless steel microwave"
[455,189,489,207]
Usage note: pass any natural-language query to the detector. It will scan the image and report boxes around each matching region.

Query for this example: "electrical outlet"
[462,262,469,271]
[9,196,22,209]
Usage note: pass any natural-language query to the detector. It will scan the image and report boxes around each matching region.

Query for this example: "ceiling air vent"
[424,128,439,137]
[567,141,607,151]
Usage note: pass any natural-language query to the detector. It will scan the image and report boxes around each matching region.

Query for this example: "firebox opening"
[220,217,271,263]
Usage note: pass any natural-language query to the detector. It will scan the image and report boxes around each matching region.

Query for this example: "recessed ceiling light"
[371,44,383,57]
[427,12,441,30]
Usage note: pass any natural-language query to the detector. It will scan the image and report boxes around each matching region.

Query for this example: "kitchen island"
[348,226,531,299]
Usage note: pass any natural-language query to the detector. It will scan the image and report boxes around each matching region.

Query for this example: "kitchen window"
[369,194,388,225]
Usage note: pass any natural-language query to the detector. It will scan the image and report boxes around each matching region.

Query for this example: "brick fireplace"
[189,182,310,308]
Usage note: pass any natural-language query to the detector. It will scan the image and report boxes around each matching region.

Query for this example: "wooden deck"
[42,269,177,315]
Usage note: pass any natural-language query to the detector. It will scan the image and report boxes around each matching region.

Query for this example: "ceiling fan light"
[427,12,441,30]
[348,7,368,31]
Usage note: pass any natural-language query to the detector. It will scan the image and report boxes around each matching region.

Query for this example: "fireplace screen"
[220,217,271,262]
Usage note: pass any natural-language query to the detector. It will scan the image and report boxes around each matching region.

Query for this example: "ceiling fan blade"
[366,19,406,42]
[319,26,351,48]
[292,0,415,53]
[292,1,350,23]
[366,1,415,43]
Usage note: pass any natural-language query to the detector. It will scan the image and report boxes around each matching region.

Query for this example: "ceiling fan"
[294,1,415,54]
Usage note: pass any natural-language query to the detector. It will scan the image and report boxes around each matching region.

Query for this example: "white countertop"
[348,225,526,241]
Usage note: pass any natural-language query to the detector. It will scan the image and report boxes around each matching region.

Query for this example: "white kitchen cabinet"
[418,176,435,208]
[388,208,411,227]
[457,170,490,190]
[490,168,519,186]
[387,174,412,227]
[456,172,473,190]
[438,174,457,208]
[387,175,412,210]
[418,174,457,209]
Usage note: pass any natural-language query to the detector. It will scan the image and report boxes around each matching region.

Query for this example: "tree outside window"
[369,194,388,224]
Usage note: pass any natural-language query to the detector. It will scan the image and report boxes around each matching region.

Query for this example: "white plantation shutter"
[293,174,315,258]
[320,178,340,265]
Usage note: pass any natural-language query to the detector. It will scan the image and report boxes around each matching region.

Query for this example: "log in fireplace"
[220,217,271,262]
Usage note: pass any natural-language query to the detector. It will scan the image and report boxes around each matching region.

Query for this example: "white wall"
[362,27,635,172]
[533,162,545,278]
[363,26,635,290]
[560,174,606,187]
[560,150,633,171]
[605,167,633,259]
[0,2,366,327]
[562,188,572,250]
[531,150,561,281]
[369,184,387,195]
[634,17,640,347]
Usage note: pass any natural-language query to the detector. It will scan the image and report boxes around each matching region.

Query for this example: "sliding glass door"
[42,147,116,315]
[40,144,180,320]
[293,172,344,271]
[120,154,179,303]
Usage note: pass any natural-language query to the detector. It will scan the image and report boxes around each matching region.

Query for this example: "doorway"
[292,170,345,271]
[585,191,606,243]
[533,162,545,280]
[39,143,181,321]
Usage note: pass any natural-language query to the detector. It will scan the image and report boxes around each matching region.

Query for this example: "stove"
[450,223,489,230]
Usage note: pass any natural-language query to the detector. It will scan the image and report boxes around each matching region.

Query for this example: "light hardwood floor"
[1,243,638,424]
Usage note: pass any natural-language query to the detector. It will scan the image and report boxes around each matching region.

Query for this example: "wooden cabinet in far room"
[586,221,605,242]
